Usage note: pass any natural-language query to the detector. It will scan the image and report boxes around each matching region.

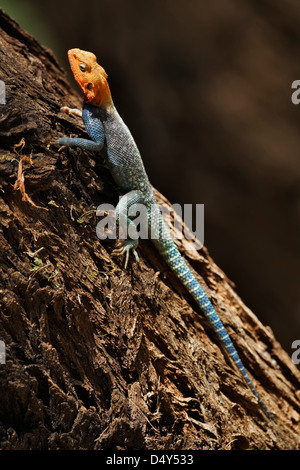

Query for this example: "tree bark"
[0,8,299,450]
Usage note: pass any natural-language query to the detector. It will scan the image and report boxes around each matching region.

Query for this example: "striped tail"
[152,218,271,417]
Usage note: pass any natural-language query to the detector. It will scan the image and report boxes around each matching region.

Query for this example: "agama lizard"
[58,48,272,418]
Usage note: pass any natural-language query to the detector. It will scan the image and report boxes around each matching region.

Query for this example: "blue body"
[59,101,271,418]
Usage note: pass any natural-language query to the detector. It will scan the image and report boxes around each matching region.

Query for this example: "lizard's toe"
[112,239,139,269]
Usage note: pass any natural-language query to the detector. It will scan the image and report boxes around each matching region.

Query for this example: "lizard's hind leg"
[112,190,145,268]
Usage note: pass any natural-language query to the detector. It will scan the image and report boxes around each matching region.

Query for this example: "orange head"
[67,48,112,107]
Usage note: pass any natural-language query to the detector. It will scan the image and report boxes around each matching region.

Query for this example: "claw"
[57,137,70,152]
[112,239,139,269]
[124,247,139,269]
[60,106,82,118]
[132,249,139,263]
[124,248,130,269]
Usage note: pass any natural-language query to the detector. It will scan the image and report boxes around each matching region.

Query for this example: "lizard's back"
[100,105,153,196]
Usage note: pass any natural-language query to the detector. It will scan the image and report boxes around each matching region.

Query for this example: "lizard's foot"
[112,239,139,269]
[60,106,82,118]
[57,137,72,149]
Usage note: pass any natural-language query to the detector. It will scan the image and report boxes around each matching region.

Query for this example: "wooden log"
[0,8,299,450]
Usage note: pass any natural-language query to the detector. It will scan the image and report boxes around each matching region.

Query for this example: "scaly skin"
[58,48,272,419]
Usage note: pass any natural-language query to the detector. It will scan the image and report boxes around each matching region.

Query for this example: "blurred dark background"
[1,0,299,351]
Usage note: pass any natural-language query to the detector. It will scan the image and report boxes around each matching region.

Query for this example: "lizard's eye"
[79,63,86,72]
[87,82,93,90]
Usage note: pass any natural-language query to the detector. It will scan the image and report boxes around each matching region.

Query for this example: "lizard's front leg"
[58,136,104,152]
[58,105,105,152]
[60,106,83,118]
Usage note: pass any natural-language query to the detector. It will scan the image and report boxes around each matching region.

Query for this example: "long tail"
[152,216,271,417]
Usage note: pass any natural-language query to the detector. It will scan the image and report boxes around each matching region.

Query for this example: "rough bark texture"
[0,9,299,450]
